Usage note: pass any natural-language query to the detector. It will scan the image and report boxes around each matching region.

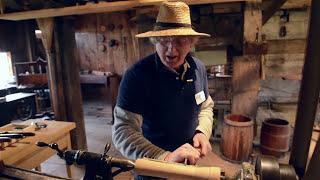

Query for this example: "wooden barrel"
[260,118,290,157]
[221,114,254,162]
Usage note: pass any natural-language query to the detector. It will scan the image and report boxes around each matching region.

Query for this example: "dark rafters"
[262,0,287,25]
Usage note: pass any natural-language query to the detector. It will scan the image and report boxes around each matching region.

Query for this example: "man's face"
[155,36,192,70]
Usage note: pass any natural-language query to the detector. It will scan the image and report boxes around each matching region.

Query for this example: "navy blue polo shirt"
[117,53,209,151]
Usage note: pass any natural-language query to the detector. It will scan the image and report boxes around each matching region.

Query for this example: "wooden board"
[237,1,261,120]
[0,165,68,180]
[75,12,140,75]
[282,0,311,9]
[0,0,246,21]
[262,11,309,40]
[232,56,260,118]
[0,21,29,64]
[243,0,262,45]
[267,39,306,54]
[79,74,108,85]
[75,14,99,72]
[0,120,75,169]
[263,53,304,79]
[54,17,87,150]
[17,74,48,85]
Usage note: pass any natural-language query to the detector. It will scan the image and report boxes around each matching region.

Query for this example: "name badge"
[195,91,206,105]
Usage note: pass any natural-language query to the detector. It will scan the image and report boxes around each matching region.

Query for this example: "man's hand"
[164,143,200,165]
[193,132,212,156]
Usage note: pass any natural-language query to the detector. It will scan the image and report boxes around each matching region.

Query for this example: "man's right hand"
[164,143,201,165]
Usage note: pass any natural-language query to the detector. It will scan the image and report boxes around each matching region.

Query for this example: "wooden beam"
[54,17,87,150]
[243,0,262,52]
[262,0,287,25]
[267,39,306,54]
[0,0,4,14]
[109,74,121,124]
[24,21,37,63]
[290,0,320,176]
[282,0,310,9]
[263,0,311,10]
[37,18,68,122]
[231,56,260,118]
[231,0,262,125]
[0,0,245,21]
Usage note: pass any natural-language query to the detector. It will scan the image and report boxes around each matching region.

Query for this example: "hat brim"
[135,28,210,38]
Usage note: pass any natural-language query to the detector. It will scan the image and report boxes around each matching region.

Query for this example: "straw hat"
[136,1,210,38]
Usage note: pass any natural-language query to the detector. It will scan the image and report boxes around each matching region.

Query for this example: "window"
[0,52,14,87]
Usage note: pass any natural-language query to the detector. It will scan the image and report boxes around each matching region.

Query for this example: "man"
[112,1,214,165]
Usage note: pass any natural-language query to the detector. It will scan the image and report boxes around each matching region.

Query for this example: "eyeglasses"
[155,36,190,47]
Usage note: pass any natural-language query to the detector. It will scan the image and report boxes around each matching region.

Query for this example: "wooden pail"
[221,114,254,162]
[260,118,290,157]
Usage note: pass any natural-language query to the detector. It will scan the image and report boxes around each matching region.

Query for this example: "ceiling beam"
[282,0,311,9]
[0,0,245,21]
[262,0,287,25]
[0,0,4,14]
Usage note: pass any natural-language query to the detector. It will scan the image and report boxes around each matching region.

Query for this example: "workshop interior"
[0,0,319,180]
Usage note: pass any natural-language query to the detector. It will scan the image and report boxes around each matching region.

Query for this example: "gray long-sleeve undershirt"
[112,95,215,160]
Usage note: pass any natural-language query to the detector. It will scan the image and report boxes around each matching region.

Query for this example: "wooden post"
[24,21,36,63]
[136,10,155,59]
[290,0,320,177]
[243,0,262,53]
[0,0,3,14]
[109,74,121,124]
[0,159,3,172]
[231,56,260,118]
[37,18,67,121]
[54,17,87,150]
[262,0,287,25]
[231,0,262,120]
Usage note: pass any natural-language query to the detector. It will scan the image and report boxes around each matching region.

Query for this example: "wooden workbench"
[0,119,75,177]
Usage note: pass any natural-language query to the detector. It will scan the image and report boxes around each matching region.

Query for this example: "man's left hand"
[193,132,212,156]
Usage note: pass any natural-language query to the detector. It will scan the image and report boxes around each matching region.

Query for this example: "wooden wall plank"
[263,53,304,80]
[262,0,286,25]
[282,0,311,9]
[267,39,306,54]
[262,11,309,40]
[75,14,99,71]
[136,14,155,58]
[232,56,260,118]
[75,12,140,75]
[233,0,261,119]
[24,20,37,62]
[0,21,28,63]
[243,0,262,44]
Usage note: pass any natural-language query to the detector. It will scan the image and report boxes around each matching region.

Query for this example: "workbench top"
[0,120,75,170]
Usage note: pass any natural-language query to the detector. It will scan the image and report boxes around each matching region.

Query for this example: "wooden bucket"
[260,118,290,157]
[221,114,254,162]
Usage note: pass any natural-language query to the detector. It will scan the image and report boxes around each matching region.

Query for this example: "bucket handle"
[267,100,276,119]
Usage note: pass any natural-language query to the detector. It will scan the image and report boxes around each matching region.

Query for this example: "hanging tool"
[0,131,35,137]
[0,134,24,139]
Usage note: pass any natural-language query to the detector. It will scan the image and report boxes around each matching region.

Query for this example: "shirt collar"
[154,52,194,75]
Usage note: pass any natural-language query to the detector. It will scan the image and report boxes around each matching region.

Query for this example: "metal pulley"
[255,155,297,180]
